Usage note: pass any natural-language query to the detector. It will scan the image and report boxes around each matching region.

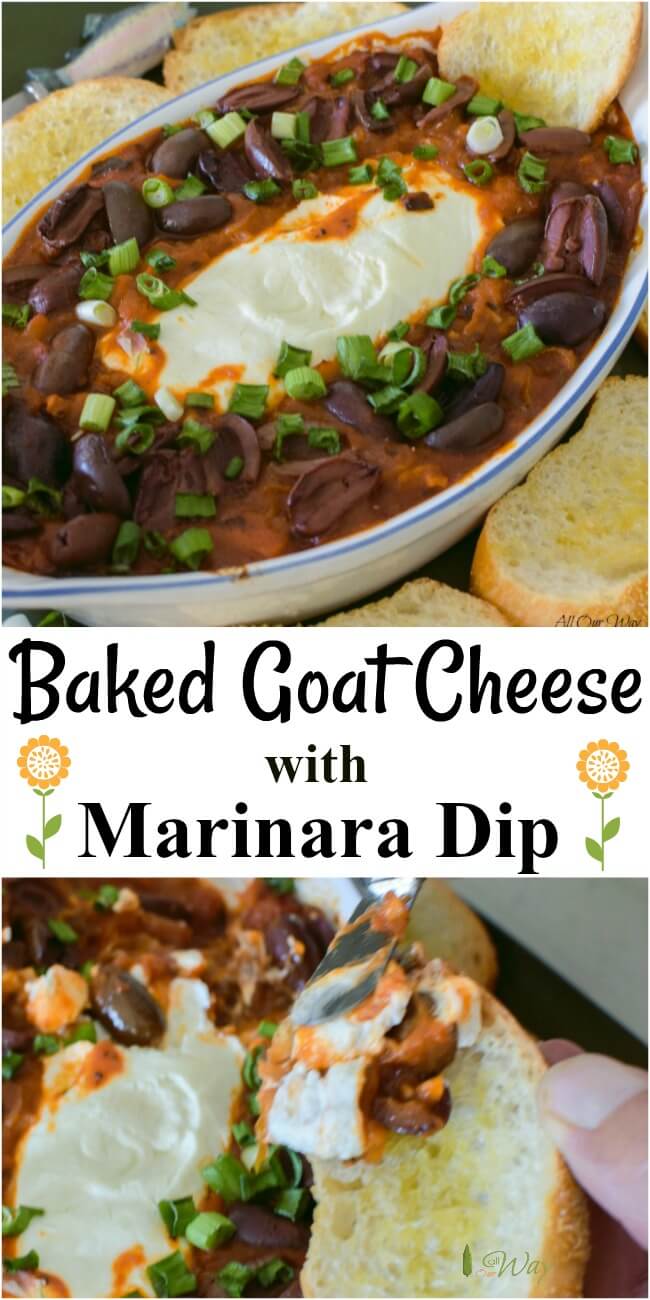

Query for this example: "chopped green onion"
[248,1092,261,1119]
[271,111,297,140]
[202,1153,252,1203]
[217,1262,255,1298]
[502,322,545,361]
[330,68,355,87]
[112,521,142,572]
[321,135,358,167]
[2,1052,23,1080]
[79,393,116,433]
[275,56,305,86]
[383,178,407,201]
[284,366,327,400]
[33,1034,60,1056]
[80,249,110,269]
[274,412,305,459]
[257,1260,294,1289]
[66,1021,97,1046]
[447,344,488,382]
[136,273,196,311]
[282,136,321,171]
[228,382,268,420]
[307,426,341,454]
[3,1251,40,1274]
[79,960,94,980]
[243,179,281,203]
[25,478,62,516]
[2,303,31,329]
[142,178,175,208]
[155,386,184,422]
[284,1147,303,1186]
[147,1250,196,1298]
[48,918,78,943]
[232,1120,256,1147]
[143,530,168,557]
[2,1206,44,1238]
[94,883,120,911]
[367,384,404,414]
[207,111,248,150]
[513,111,546,135]
[114,423,156,455]
[482,254,507,278]
[78,267,114,301]
[169,527,213,571]
[258,1019,278,1039]
[388,320,409,341]
[37,611,69,628]
[194,108,216,130]
[224,456,244,480]
[162,123,184,138]
[463,158,494,186]
[268,878,295,894]
[186,1211,236,1251]
[177,419,215,454]
[131,319,160,340]
[275,339,312,378]
[292,178,319,200]
[115,379,147,407]
[175,492,216,519]
[394,55,418,83]
[397,391,443,438]
[371,99,390,122]
[603,134,638,165]
[379,340,425,387]
[517,151,547,194]
[348,162,374,185]
[174,174,206,201]
[273,1188,309,1221]
[467,92,502,116]
[449,273,481,305]
[147,249,177,272]
[2,486,25,509]
[108,237,140,276]
[336,333,379,381]
[2,361,20,395]
[75,299,118,327]
[412,143,438,160]
[243,1045,263,1091]
[158,1196,196,1239]
[376,155,407,201]
[185,391,214,408]
[422,76,456,107]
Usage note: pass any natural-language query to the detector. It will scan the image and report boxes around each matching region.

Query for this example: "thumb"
[538,1053,648,1249]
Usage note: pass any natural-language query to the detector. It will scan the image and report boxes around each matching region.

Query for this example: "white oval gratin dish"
[3,1,647,626]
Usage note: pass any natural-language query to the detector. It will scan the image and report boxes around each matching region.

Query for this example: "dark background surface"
[3,2,647,600]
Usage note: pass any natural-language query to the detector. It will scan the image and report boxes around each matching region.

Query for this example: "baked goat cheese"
[15,978,243,1298]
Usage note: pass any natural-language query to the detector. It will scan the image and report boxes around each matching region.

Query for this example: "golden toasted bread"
[438,2,642,131]
[407,881,498,989]
[163,2,407,93]
[303,986,588,1297]
[321,578,510,626]
[471,377,648,627]
[3,78,170,223]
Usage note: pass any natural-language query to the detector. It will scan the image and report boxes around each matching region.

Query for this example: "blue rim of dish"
[3,9,648,600]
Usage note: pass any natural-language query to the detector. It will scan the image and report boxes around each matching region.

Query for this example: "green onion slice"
[2,1052,23,1080]
[284,366,327,401]
[397,391,443,439]
[422,76,456,107]
[78,267,114,302]
[206,111,248,149]
[467,92,502,116]
[147,249,177,272]
[513,111,546,135]
[449,273,481,305]
[25,478,62,516]
[158,1196,196,1239]
[481,255,507,278]
[202,1153,252,1203]
[131,319,160,340]
[142,178,175,208]
[169,527,213,571]
[463,159,494,186]
[275,56,305,86]
[135,274,196,311]
[228,383,269,420]
[224,456,244,480]
[330,68,355,87]
[177,418,215,454]
[603,134,638,165]
[274,412,305,460]
[174,174,206,201]
[321,135,358,167]
[112,521,142,572]
[48,918,78,943]
[3,486,25,509]
[371,99,390,122]
[292,178,319,201]
[501,322,545,361]
[185,391,214,408]
[2,361,20,395]
[349,162,374,184]
[175,492,217,519]
[517,151,548,194]
[115,379,147,407]
[185,1211,236,1251]
[147,1250,196,1298]
[2,303,31,330]
[108,237,140,276]
[412,143,438,160]
[79,393,116,433]
[447,344,489,382]
[275,339,312,378]
[242,179,281,203]
[394,55,418,83]
[307,426,341,454]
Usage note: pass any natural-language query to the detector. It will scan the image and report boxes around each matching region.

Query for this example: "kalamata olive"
[485,218,544,275]
[543,194,608,284]
[366,50,401,75]
[352,88,392,134]
[37,184,106,255]
[3,403,70,487]
[91,964,166,1045]
[372,1085,451,1135]
[378,62,431,107]
[2,509,41,539]
[518,291,607,345]
[217,81,300,114]
[140,895,194,923]
[91,154,132,177]
[134,447,221,531]
[9,879,63,918]
[445,362,505,420]
[265,913,322,987]
[103,180,153,247]
[418,75,477,127]
[288,453,380,541]
[579,194,608,285]
[150,127,209,177]
[488,109,516,162]
[549,181,588,209]
[323,380,394,439]
[301,96,336,144]
[417,333,448,394]
[519,126,591,153]
[28,262,84,315]
[72,434,131,516]
[507,271,593,307]
[244,119,292,182]
[3,263,50,300]
[2,1026,34,1053]
[22,916,51,966]
[382,997,457,1075]
[425,401,504,451]
[327,96,351,140]
[280,1279,303,1298]
[592,180,625,239]
[227,1202,310,1250]
[214,413,261,482]
[156,195,233,237]
[33,323,94,395]
[48,512,122,570]
[198,148,253,194]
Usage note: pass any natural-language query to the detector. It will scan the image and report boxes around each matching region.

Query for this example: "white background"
[2,627,647,877]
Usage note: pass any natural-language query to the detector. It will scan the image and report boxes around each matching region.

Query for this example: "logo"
[577,739,629,869]
[17,736,71,868]
[462,1244,548,1280]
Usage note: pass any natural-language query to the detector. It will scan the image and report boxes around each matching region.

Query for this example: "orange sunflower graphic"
[17,737,71,867]
[577,740,629,869]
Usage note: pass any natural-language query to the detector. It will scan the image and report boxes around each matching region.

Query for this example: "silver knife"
[291,877,423,1026]
[2,2,195,121]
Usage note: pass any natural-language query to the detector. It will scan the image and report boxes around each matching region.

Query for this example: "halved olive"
[91,964,166,1045]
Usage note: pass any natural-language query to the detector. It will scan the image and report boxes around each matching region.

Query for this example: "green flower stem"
[599,793,605,872]
[41,792,46,870]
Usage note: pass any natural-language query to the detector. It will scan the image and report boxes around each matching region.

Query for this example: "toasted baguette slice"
[321,578,510,626]
[407,881,498,989]
[303,988,588,1298]
[636,303,648,351]
[2,78,170,223]
[164,2,407,93]
[471,377,648,627]
[438,2,642,132]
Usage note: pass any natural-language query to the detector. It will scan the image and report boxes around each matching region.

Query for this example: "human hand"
[538,1040,648,1299]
